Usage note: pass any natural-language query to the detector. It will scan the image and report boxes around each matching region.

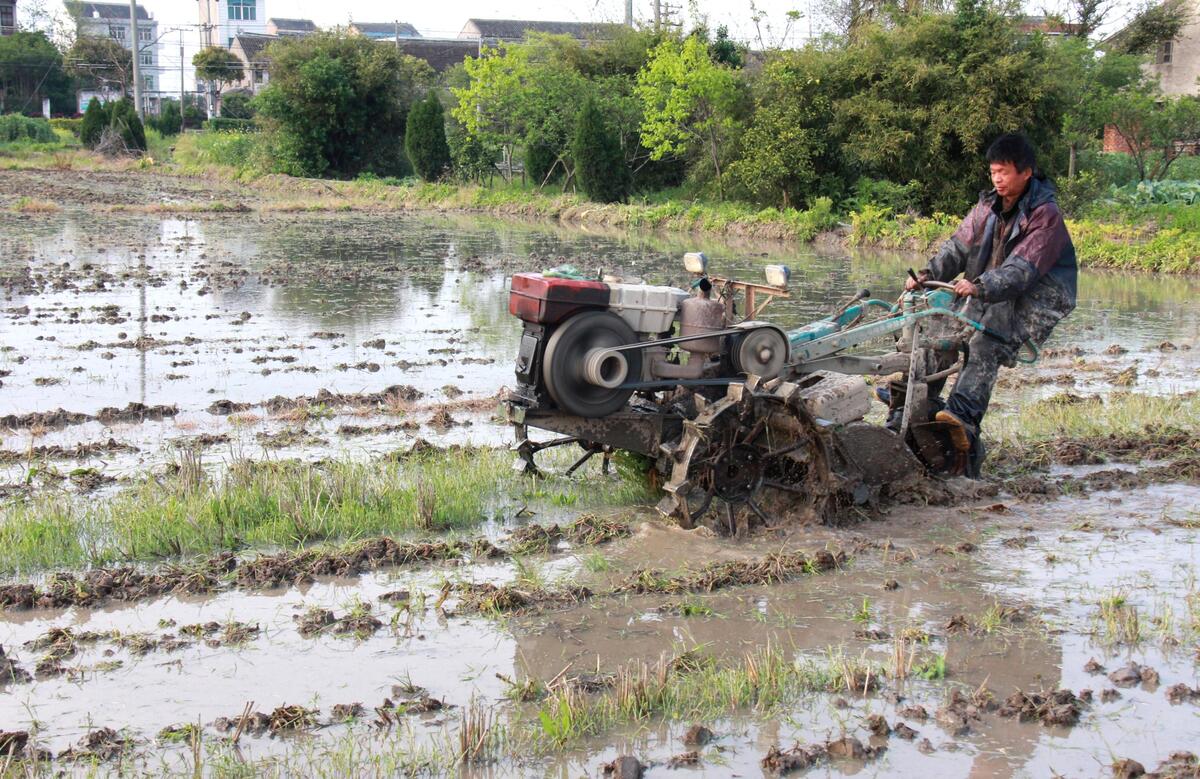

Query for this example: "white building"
[197,0,267,49]
[71,2,160,112]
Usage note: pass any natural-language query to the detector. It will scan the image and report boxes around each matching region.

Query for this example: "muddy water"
[3,205,1200,775]
[1,485,1197,775]
[3,210,1199,484]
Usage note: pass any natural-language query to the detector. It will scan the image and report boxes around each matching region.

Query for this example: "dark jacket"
[925,176,1077,306]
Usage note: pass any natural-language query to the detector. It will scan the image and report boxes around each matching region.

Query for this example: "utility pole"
[394,20,399,50]
[179,29,185,131]
[129,0,142,119]
[625,0,634,27]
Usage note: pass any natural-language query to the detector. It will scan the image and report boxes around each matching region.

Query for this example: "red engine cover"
[508,273,610,325]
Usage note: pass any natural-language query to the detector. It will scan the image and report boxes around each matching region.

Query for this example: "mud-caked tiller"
[502,253,1006,533]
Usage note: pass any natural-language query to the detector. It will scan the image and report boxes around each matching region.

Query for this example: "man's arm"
[923,202,988,282]
[976,203,1069,303]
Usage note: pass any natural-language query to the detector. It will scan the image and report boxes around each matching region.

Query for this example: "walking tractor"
[502,253,1002,534]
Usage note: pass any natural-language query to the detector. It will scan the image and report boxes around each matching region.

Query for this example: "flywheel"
[655,378,839,535]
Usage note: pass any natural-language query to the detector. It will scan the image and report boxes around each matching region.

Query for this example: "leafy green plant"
[405,92,452,182]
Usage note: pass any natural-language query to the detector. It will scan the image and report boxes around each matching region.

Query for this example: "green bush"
[255,32,432,179]
[49,117,83,137]
[523,136,559,186]
[845,178,923,215]
[107,99,146,152]
[1054,172,1106,217]
[404,92,452,182]
[150,100,183,136]
[204,117,256,132]
[0,114,56,143]
[80,98,106,148]
[572,96,629,203]
[220,91,255,120]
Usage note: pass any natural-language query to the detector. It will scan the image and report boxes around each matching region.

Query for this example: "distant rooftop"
[73,1,151,20]
[351,21,421,38]
[396,38,480,72]
[232,33,277,62]
[459,18,624,41]
[268,18,317,34]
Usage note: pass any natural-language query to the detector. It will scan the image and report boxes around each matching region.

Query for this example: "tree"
[830,2,1067,211]
[707,25,744,68]
[636,36,743,199]
[1102,85,1200,181]
[1050,37,1141,177]
[451,44,532,179]
[728,49,846,208]
[1066,0,1112,38]
[193,46,245,111]
[1107,0,1190,56]
[0,31,74,114]
[65,35,133,95]
[405,92,452,181]
[81,96,105,146]
[219,91,255,119]
[573,95,630,203]
[107,97,145,152]
[255,32,432,178]
[150,98,182,135]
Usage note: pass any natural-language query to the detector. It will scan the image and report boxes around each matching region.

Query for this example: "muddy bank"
[0,514,628,612]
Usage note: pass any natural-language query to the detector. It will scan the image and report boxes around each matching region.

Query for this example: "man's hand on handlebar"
[904,270,929,291]
[952,279,979,297]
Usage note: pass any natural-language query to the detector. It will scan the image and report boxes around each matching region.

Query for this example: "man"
[905,132,1077,471]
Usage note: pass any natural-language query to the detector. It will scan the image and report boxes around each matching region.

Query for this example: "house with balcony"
[198,0,267,49]
[70,1,160,112]
[1,0,16,36]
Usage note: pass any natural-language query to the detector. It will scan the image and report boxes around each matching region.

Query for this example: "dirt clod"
[0,645,31,685]
[1165,683,1200,704]
[330,703,364,722]
[1112,758,1146,778]
[997,689,1083,727]
[683,724,714,746]
[894,723,918,740]
[1108,663,1144,687]
[668,750,701,768]
[865,714,890,737]
[603,755,644,779]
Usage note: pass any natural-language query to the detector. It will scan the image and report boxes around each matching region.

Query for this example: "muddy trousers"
[942,329,1016,429]
[933,274,1074,431]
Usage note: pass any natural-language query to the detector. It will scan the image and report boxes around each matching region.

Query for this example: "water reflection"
[1,211,1197,420]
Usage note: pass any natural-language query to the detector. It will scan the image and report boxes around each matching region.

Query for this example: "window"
[138,27,152,42]
[228,0,256,22]
[108,25,125,40]
[140,52,153,66]
[1157,40,1173,65]
[143,75,154,91]
[253,68,264,83]
[0,6,14,31]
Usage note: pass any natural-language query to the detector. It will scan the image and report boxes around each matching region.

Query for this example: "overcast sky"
[32,0,1140,96]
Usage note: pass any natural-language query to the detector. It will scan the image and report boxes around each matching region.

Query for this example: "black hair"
[986,133,1037,174]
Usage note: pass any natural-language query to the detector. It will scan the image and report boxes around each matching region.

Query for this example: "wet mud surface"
[3,187,1200,489]
[2,171,1200,776]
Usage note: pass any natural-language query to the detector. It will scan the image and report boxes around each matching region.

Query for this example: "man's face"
[990,161,1032,201]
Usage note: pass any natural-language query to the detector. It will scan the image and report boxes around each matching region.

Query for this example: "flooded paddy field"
[2,171,1200,777]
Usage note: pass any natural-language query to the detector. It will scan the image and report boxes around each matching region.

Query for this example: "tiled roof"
[74,2,151,21]
[461,18,623,41]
